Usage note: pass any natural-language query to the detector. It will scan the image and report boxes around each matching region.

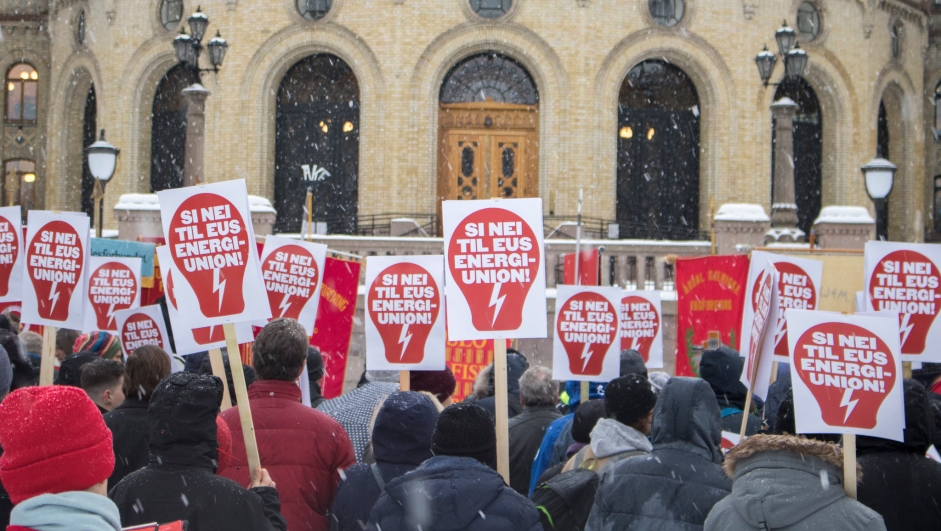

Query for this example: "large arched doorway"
[616,60,700,240]
[82,85,96,221]
[151,65,196,192]
[773,78,822,235]
[437,52,539,219]
[274,54,360,234]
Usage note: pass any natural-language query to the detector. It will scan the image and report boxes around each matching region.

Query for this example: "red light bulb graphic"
[26,220,84,321]
[557,291,618,376]
[368,262,440,364]
[261,244,319,320]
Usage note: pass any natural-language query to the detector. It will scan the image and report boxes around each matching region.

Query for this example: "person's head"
[571,399,607,444]
[913,363,941,393]
[307,346,324,384]
[253,318,308,381]
[0,386,114,503]
[73,331,122,360]
[650,377,724,463]
[619,349,648,379]
[80,359,126,412]
[699,346,748,407]
[0,330,28,373]
[604,374,658,435]
[373,392,439,472]
[196,352,256,405]
[55,352,98,388]
[772,389,842,443]
[148,372,224,467]
[0,313,16,334]
[55,329,80,361]
[18,331,42,356]
[410,367,457,407]
[432,402,496,469]
[124,345,172,401]
[648,371,671,395]
[0,348,12,402]
[518,366,558,408]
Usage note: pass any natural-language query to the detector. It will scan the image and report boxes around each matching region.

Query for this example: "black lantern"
[173,32,194,65]
[188,7,209,42]
[207,31,228,69]
[784,44,808,81]
[85,129,121,238]
[861,158,897,241]
[775,20,797,58]
[756,20,809,87]
[755,45,777,86]
[172,6,228,75]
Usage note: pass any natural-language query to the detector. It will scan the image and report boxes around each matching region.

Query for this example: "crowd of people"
[0,312,937,531]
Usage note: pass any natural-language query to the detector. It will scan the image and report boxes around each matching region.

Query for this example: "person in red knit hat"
[0,385,121,531]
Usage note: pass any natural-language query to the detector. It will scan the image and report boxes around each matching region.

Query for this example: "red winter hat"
[410,367,457,402]
[0,386,114,504]
[215,415,237,474]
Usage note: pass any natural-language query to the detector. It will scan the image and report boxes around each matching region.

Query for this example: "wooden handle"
[494,340,510,484]
[843,433,857,500]
[207,348,232,411]
[399,370,410,391]
[223,323,261,477]
[580,381,589,406]
[38,326,57,386]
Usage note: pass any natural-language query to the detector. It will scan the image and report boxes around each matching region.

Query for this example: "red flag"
[311,256,361,399]
[563,249,599,286]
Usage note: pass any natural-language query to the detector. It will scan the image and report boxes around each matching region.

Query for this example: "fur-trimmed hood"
[724,433,859,478]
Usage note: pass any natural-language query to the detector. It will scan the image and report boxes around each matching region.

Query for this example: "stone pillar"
[770,98,800,230]
[182,83,211,187]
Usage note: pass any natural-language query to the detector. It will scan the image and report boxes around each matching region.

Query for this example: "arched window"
[3,160,37,216]
[274,55,359,234]
[5,64,38,124]
[773,78,822,235]
[617,60,700,240]
[82,86,97,220]
[441,53,537,105]
[151,64,197,192]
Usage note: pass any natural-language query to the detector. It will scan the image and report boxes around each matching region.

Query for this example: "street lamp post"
[172,6,228,187]
[85,129,120,238]
[861,158,897,241]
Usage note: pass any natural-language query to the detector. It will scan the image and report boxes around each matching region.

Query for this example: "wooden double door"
[437,101,539,217]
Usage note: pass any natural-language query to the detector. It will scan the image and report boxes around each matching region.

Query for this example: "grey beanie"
[0,345,12,401]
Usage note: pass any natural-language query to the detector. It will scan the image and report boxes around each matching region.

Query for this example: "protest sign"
[553,285,622,382]
[83,256,142,332]
[675,255,749,376]
[740,262,778,405]
[157,179,270,326]
[22,211,89,330]
[258,236,327,334]
[311,255,361,399]
[443,198,546,340]
[720,431,741,453]
[619,291,663,368]
[91,239,155,287]
[787,309,904,441]
[365,255,445,371]
[0,207,23,302]
[115,305,171,356]
[864,241,941,361]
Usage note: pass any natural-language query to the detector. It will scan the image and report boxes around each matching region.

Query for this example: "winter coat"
[103,395,151,488]
[221,379,355,531]
[475,352,529,421]
[110,373,288,531]
[528,413,573,496]
[563,418,652,476]
[763,371,791,433]
[9,491,122,531]
[368,456,542,531]
[330,392,438,531]
[310,381,327,409]
[586,377,731,531]
[507,405,561,495]
[705,434,886,531]
[699,346,763,435]
[857,379,941,531]
[318,382,398,462]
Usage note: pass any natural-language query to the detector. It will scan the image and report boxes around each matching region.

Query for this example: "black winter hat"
[432,402,496,469]
[307,346,325,382]
[571,399,607,444]
[604,374,657,426]
[774,389,841,443]
[619,349,648,379]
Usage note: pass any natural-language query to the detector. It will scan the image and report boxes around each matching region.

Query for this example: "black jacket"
[763,371,791,433]
[103,396,151,488]
[586,378,731,531]
[368,455,541,531]
[699,347,762,435]
[330,392,438,531]
[507,405,561,495]
[476,352,529,421]
[109,372,287,531]
[857,380,941,531]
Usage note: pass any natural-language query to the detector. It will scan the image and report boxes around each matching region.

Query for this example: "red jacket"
[220,380,355,531]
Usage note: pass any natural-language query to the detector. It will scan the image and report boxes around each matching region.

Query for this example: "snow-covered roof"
[114,193,160,211]
[814,206,874,225]
[248,195,277,214]
[714,203,770,222]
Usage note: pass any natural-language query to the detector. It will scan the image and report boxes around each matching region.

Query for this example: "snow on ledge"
[814,206,874,225]
[714,203,770,222]
[248,195,277,214]
[114,193,160,211]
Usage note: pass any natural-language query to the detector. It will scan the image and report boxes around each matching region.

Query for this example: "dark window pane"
[462,146,475,177]
[151,65,196,192]
[502,147,514,178]
[22,82,37,121]
[772,78,822,235]
[440,52,537,105]
[6,82,21,121]
[649,0,684,26]
[82,86,97,221]
[470,0,511,18]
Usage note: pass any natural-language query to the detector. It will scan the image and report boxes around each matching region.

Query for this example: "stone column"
[770,97,800,229]
[182,83,211,187]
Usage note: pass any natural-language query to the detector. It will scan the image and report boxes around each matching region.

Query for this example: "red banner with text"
[445,338,511,402]
[310,256,361,399]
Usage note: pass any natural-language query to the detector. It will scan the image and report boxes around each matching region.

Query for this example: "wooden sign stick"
[38,326,57,386]
[843,433,857,499]
[494,339,510,484]
[400,370,410,391]
[580,381,589,407]
[739,356,761,441]
[207,348,232,411]
[223,323,261,477]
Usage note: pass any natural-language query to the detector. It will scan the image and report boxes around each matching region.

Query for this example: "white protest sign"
[787,309,904,441]
[552,285,622,382]
[864,241,941,361]
[157,179,271,327]
[83,256,142,332]
[740,262,778,400]
[365,255,446,370]
[115,305,171,356]
[443,198,547,340]
[619,291,663,368]
[258,236,327,335]
[0,206,23,302]
[22,211,90,330]
[156,245,254,355]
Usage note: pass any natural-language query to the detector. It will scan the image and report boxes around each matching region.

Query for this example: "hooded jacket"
[318,381,399,462]
[103,395,151,488]
[8,491,121,531]
[507,404,561,495]
[476,351,529,420]
[563,418,652,474]
[699,347,762,435]
[586,378,731,531]
[705,434,886,531]
[109,372,288,531]
[330,392,438,531]
[367,455,542,531]
[221,379,355,531]
[857,380,941,531]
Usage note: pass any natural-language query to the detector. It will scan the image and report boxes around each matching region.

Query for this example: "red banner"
[675,255,749,376]
[563,249,599,286]
[310,256,360,399]
[445,338,510,402]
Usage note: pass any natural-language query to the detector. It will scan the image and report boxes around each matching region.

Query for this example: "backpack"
[531,468,599,531]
